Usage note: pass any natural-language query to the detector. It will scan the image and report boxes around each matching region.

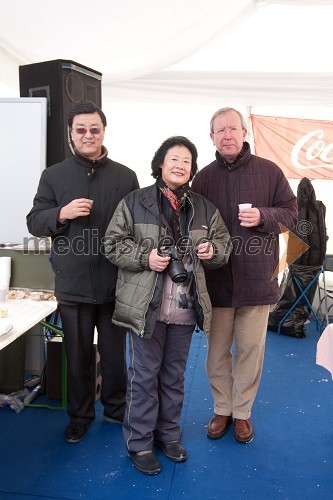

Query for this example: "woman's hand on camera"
[148,248,170,272]
[196,241,213,260]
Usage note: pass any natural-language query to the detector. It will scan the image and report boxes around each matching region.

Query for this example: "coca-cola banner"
[250,115,333,179]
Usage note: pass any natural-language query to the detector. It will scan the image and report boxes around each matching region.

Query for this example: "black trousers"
[58,302,127,424]
[124,321,194,452]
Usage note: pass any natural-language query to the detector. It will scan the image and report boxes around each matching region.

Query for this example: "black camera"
[158,244,188,284]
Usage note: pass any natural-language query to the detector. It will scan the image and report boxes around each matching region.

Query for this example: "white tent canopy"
[1,0,332,167]
[1,0,333,105]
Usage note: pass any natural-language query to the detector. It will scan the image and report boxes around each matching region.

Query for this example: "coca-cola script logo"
[291,129,333,169]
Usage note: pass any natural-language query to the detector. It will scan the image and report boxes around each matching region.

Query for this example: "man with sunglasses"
[27,101,139,443]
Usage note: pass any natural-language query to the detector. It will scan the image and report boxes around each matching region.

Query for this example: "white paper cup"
[0,257,11,277]
[0,277,10,295]
[0,286,7,302]
[238,203,252,211]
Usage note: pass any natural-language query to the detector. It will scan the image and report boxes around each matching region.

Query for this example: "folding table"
[0,298,67,410]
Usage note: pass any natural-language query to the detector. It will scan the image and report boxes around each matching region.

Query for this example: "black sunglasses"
[73,127,102,135]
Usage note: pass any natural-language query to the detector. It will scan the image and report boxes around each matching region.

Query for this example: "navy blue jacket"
[27,151,139,303]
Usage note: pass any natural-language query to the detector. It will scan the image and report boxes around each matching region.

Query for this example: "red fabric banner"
[250,115,333,179]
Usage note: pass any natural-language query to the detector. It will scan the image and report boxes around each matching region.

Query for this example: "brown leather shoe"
[207,414,232,439]
[233,418,253,443]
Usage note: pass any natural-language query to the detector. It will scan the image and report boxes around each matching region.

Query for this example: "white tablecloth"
[0,299,57,351]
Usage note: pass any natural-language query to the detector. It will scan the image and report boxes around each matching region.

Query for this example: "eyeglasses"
[213,127,241,136]
[73,127,102,135]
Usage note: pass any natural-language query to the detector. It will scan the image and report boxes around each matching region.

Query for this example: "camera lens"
[157,243,188,283]
[168,260,188,283]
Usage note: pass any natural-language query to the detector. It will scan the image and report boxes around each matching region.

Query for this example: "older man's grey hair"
[210,107,247,133]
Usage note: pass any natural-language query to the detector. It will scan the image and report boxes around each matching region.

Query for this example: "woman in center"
[105,136,231,475]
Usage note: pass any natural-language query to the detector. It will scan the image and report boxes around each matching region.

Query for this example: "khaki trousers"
[206,305,270,420]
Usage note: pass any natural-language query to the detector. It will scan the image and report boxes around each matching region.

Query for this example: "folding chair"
[277,264,323,335]
[317,254,333,328]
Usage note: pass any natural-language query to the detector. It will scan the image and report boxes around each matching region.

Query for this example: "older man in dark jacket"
[27,102,139,444]
[192,107,298,444]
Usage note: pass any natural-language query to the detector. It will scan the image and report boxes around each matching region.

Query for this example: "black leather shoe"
[155,441,187,462]
[65,423,89,444]
[128,451,161,475]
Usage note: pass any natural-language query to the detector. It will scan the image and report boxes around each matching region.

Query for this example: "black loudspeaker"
[19,59,102,167]
[46,339,101,402]
[0,336,26,393]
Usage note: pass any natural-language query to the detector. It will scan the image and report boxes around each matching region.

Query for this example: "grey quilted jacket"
[104,183,232,338]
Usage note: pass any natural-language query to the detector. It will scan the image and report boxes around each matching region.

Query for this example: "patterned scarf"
[157,177,190,241]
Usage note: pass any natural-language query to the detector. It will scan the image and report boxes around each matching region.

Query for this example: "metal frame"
[317,254,333,328]
[24,321,67,411]
[277,267,323,335]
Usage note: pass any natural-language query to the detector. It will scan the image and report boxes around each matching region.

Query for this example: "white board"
[0,98,47,244]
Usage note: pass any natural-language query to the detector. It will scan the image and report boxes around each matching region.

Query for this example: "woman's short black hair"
[67,101,107,128]
[151,136,198,180]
